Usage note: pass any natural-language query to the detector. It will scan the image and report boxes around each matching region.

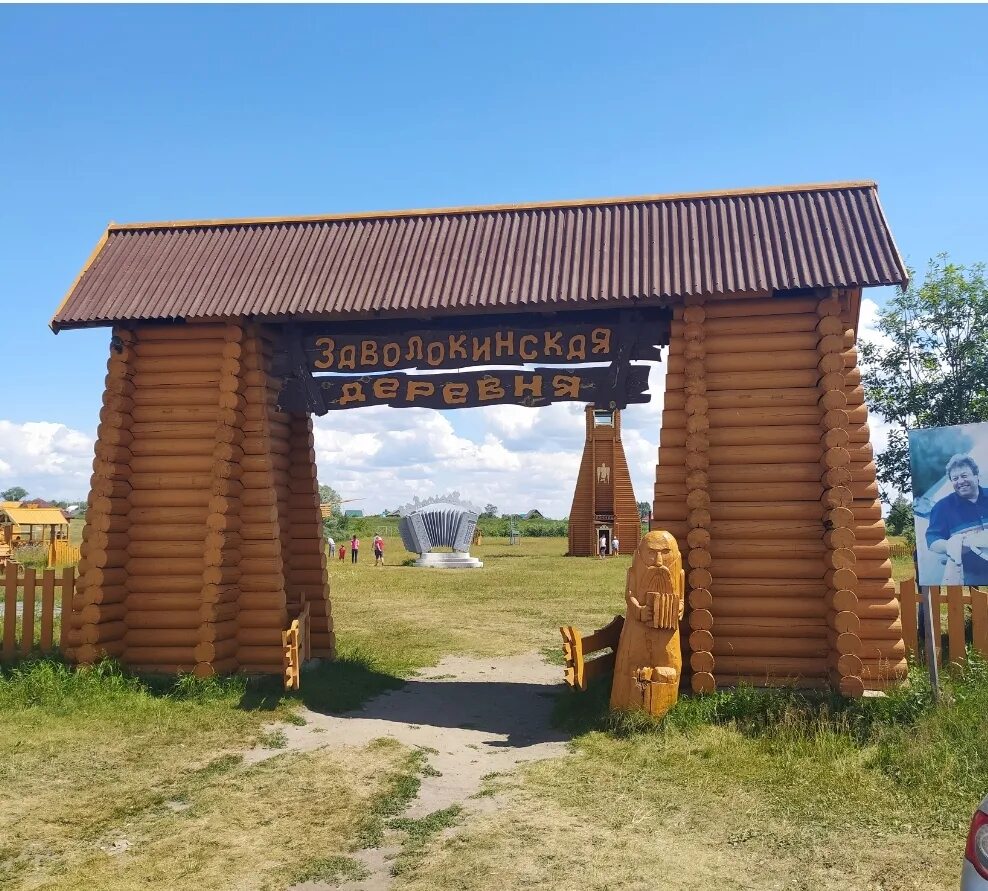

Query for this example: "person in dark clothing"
[926,454,988,585]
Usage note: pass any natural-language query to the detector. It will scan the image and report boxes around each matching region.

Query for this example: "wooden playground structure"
[0,504,79,568]
[50,180,910,695]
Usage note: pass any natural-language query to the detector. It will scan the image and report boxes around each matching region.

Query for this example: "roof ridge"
[107,180,878,233]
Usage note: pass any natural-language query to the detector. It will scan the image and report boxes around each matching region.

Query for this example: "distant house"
[524,509,545,520]
[344,509,364,518]
[21,498,55,509]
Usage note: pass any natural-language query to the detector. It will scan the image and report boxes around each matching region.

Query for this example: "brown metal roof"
[51,181,907,331]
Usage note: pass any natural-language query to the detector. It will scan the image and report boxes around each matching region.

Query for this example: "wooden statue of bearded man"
[609,529,686,717]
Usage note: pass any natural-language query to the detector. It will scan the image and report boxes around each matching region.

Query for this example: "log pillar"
[816,293,864,696]
[657,292,906,694]
[68,321,332,677]
[286,413,334,658]
[73,326,135,665]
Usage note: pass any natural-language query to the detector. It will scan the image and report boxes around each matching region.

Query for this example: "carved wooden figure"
[610,530,686,717]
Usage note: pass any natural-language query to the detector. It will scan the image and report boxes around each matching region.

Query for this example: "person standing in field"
[351,534,359,564]
[373,534,384,566]
[326,536,336,558]
[599,532,608,559]
[611,535,620,556]
[338,543,346,562]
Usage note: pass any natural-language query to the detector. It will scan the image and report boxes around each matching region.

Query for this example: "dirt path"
[248,652,571,890]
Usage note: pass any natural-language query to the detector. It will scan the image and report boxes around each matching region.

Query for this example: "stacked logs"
[72,326,135,665]
[286,413,335,658]
[660,296,839,689]
[237,329,290,674]
[837,299,906,688]
[67,320,333,678]
[123,324,233,672]
[681,300,715,694]
[194,323,245,677]
[815,294,864,696]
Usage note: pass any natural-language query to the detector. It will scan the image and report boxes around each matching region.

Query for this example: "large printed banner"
[910,422,988,586]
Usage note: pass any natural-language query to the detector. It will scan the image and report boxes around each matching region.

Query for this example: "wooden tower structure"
[568,408,641,556]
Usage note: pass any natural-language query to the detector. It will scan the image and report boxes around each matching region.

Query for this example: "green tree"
[637,501,651,520]
[317,484,342,516]
[885,495,915,543]
[1,486,27,501]
[859,254,988,497]
[482,503,498,518]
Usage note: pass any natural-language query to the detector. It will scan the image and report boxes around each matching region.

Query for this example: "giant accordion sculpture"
[398,502,483,569]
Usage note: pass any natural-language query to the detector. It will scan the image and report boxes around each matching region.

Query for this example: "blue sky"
[1,5,986,510]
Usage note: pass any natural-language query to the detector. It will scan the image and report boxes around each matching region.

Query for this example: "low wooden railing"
[898,578,988,667]
[1,564,75,659]
[282,601,311,691]
[561,615,624,691]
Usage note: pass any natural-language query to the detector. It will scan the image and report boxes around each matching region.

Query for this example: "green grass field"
[2,536,981,890]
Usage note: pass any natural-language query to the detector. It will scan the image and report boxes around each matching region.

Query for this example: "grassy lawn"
[328,534,629,673]
[3,535,982,890]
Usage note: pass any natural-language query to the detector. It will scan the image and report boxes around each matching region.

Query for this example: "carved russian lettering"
[514,375,543,398]
[314,337,335,369]
[472,336,491,362]
[566,335,586,361]
[442,382,469,405]
[339,381,366,405]
[382,342,401,368]
[478,376,505,401]
[518,334,538,360]
[360,340,378,367]
[373,377,400,400]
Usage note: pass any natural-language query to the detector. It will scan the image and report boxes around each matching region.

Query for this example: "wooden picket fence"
[1,564,75,659]
[888,541,913,559]
[898,578,988,668]
[49,540,81,567]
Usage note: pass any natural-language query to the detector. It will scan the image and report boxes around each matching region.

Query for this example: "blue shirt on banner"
[926,486,988,584]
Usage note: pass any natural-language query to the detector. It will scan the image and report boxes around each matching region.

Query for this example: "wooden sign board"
[278,366,651,414]
[272,308,668,414]
[291,310,666,374]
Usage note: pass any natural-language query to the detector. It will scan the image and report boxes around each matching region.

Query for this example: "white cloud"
[2,359,670,518]
[0,420,94,499]
[311,361,667,517]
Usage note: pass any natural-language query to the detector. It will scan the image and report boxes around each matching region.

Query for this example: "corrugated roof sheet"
[51,182,907,331]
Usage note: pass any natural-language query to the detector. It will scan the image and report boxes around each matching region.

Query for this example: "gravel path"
[249,652,571,890]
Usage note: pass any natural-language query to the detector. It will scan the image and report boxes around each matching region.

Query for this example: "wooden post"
[921,586,941,701]
[40,569,56,652]
[21,568,36,655]
[3,562,17,658]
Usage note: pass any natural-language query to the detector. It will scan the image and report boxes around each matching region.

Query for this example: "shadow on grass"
[551,662,946,745]
[0,648,405,717]
[293,649,405,714]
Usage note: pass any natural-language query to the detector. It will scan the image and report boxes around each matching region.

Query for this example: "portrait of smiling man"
[926,454,988,585]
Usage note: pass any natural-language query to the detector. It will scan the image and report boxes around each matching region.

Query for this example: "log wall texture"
[568,408,641,556]
[70,322,332,676]
[655,289,905,694]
